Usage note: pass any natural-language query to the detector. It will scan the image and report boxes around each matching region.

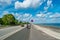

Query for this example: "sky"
[0,0,60,23]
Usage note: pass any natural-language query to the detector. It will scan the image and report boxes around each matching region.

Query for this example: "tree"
[2,14,16,25]
[0,18,3,25]
[14,20,19,25]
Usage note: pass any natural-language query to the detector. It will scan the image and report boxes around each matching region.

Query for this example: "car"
[26,24,31,29]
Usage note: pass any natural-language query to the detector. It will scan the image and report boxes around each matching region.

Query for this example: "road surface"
[0,26,22,37]
[0,26,25,40]
[4,27,30,40]
[29,25,58,40]
[4,25,59,40]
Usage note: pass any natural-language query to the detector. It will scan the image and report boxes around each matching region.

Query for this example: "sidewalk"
[0,26,25,40]
[33,25,60,40]
[37,25,60,33]
[44,27,60,33]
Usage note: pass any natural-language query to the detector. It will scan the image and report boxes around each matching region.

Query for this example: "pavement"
[44,27,60,33]
[34,25,60,40]
[4,27,30,40]
[29,25,58,40]
[4,24,59,40]
[0,26,25,40]
[38,25,60,33]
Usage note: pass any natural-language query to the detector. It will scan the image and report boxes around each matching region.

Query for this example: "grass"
[0,25,20,29]
[0,26,8,29]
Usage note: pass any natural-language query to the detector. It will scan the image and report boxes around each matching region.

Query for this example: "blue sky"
[0,0,60,23]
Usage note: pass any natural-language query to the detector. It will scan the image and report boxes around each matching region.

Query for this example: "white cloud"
[49,12,60,18]
[0,0,12,5]
[15,1,31,9]
[10,13,32,22]
[23,13,31,17]
[16,16,21,20]
[15,0,45,9]
[36,12,52,18]
[36,13,46,18]
[3,11,9,15]
[47,0,52,7]
[15,13,20,16]
[0,0,16,6]
[13,13,22,20]
[22,13,32,22]
[36,12,58,18]
[44,0,53,11]
[44,6,49,11]
[35,12,60,23]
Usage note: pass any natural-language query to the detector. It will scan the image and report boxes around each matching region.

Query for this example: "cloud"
[49,12,60,18]
[22,13,32,21]
[44,0,53,11]
[0,0,12,5]
[47,0,52,7]
[15,0,45,9]
[23,13,31,17]
[2,11,60,23]
[16,15,22,20]
[35,12,60,23]
[36,12,60,18]
[36,13,45,18]
[11,13,32,21]
[12,12,60,23]
[15,13,20,16]
[36,12,52,18]
[11,13,22,20]
[44,6,49,11]
[3,11,9,15]
[15,13,22,20]
[0,0,16,6]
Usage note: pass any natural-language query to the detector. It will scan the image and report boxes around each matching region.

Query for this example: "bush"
[21,24,24,27]
[0,18,3,25]
[20,22,25,27]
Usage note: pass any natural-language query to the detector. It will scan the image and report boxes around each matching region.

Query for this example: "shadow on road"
[4,28,30,40]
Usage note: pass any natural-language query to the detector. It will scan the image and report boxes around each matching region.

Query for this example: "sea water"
[37,23,60,28]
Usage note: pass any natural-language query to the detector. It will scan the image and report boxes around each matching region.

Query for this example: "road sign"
[31,20,34,22]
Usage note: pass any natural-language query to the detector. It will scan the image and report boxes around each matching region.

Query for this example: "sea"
[36,23,60,28]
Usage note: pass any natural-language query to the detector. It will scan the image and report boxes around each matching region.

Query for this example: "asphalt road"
[4,25,58,40]
[29,25,58,40]
[0,26,22,37]
[4,27,30,40]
